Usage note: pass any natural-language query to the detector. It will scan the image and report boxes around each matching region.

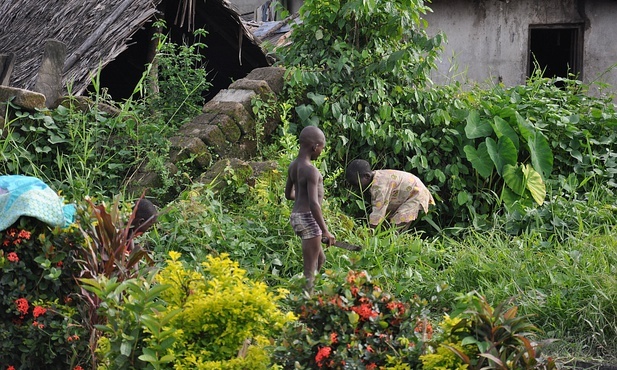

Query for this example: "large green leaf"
[463,142,493,178]
[493,116,520,150]
[522,164,546,205]
[502,164,525,195]
[465,110,494,139]
[515,112,534,141]
[485,136,517,176]
[527,131,553,180]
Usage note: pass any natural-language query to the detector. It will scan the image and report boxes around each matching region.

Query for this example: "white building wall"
[423,0,617,97]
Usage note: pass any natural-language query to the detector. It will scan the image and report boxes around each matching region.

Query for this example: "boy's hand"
[321,232,335,247]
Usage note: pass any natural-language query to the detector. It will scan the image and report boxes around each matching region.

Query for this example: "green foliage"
[0,97,137,199]
[280,0,615,231]
[155,252,295,368]
[422,293,557,370]
[142,20,211,129]
[81,273,177,370]
[0,218,90,368]
[279,0,443,158]
[273,269,427,369]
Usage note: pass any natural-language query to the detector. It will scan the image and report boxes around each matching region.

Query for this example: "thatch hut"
[0,0,270,101]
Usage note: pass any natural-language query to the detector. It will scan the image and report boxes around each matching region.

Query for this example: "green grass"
[141,158,617,363]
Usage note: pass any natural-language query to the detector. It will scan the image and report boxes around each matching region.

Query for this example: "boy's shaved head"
[299,125,325,145]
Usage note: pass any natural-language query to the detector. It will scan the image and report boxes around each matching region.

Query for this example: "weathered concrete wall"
[424,0,617,96]
[228,0,263,17]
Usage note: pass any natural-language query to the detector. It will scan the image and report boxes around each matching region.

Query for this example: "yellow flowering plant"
[156,252,296,369]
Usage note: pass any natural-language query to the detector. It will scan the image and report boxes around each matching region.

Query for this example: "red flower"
[56,261,63,268]
[32,321,44,329]
[414,318,434,340]
[366,363,377,370]
[351,303,378,320]
[33,306,47,318]
[15,298,29,316]
[7,252,19,262]
[74,366,84,370]
[315,346,332,367]
[330,332,338,344]
[17,230,31,239]
[7,366,16,370]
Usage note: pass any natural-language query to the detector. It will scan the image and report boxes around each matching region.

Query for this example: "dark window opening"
[528,25,583,82]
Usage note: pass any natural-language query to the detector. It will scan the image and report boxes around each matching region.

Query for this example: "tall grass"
[141,140,617,362]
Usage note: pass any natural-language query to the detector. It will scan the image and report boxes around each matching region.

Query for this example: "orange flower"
[330,332,338,344]
[366,363,377,370]
[15,298,29,316]
[7,252,19,262]
[33,306,47,318]
[414,318,434,340]
[315,346,332,367]
[351,303,378,320]
[17,230,31,239]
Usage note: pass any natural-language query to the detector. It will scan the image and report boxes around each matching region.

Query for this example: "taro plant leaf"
[464,142,493,178]
[503,164,526,196]
[493,116,520,150]
[307,92,326,106]
[485,136,517,176]
[527,131,553,180]
[295,104,317,125]
[515,112,534,141]
[465,110,494,139]
[522,164,546,205]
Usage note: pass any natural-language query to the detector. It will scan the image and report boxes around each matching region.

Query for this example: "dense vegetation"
[1,0,616,368]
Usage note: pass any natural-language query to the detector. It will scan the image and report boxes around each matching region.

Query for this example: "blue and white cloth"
[0,175,76,231]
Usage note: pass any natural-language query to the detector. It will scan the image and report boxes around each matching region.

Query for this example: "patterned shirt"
[369,170,435,226]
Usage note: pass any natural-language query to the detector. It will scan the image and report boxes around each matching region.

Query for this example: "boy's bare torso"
[288,159,324,213]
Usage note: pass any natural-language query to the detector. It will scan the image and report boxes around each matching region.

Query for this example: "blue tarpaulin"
[0,175,75,231]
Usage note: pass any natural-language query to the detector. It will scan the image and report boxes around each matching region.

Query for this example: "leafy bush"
[0,218,90,369]
[422,292,557,370]
[0,98,137,199]
[278,0,616,232]
[156,252,295,368]
[142,20,211,129]
[273,269,428,369]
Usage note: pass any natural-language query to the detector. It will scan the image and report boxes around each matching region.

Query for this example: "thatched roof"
[0,0,270,98]
[0,0,161,95]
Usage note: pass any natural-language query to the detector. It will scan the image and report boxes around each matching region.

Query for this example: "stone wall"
[1,66,287,198]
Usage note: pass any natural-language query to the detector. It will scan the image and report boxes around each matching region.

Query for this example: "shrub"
[273,269,428,369]
[156,252,296,369]
[421,292,557,370]
[88,251,297,369]
[0,218,90,369]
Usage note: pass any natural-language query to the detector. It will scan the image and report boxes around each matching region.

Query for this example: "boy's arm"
[306,168,335,245]
[284,172,295,200]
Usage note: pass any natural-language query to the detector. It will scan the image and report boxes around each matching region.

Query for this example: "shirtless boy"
[285,126,335,293]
